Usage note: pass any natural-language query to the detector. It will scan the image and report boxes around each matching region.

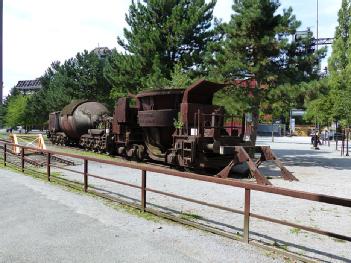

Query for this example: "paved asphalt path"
[0,169,283,263]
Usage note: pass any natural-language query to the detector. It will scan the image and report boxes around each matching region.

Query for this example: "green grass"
[106,201,160,222]
[332,237,346,243]
[0,158,161,223]
[0,132,7,140]
[289,227,301,235]
[320,207,332,212]
[180,212,203,221]
[264,250,277,260]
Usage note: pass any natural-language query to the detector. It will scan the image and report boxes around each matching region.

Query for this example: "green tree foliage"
[104,50,145,97]
[25,50,112,125]
[105,0,216,96]
[304,95,334,125]
[0,104,5,128]
[329,0,350,76]
[5,93,29,128]
[268,79,329,122]
[208,0,325,144]
[329,0,351,125]
[1,88,21,127]
[169,63,198,88]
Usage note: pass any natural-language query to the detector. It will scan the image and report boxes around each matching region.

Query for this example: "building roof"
[15,79,42,91]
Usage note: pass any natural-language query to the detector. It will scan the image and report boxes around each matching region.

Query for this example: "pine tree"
[210,0,325,144]
[329,0,350,75]
[105,0,216,96]
[25,50,113,125]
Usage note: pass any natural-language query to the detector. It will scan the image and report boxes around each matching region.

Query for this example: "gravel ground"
[0,169,283,263]
[44,136,351,262]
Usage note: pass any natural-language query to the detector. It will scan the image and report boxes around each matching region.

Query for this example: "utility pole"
[316,0,319,52]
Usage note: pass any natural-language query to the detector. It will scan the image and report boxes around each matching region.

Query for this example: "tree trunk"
[249,103,260,146]
[250,90,262,146]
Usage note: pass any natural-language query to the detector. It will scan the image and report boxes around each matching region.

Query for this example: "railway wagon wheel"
[136,145,146,161]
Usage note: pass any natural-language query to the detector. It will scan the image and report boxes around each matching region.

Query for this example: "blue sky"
[3,0,342,97]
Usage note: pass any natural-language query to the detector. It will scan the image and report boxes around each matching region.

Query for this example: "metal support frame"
[216,146,296,185]
[84,159,88,192]
[3,143,6,166]
[21,148,24,172]
[258,146,298,182]
[47,153,51,181]
[141,170,147,211]
[216,146,271,185]
[243,188,251,243]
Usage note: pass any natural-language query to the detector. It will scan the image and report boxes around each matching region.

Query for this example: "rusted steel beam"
[47,152,51,182]
[216,146,272,186]
[84,159,88,192]
[236,146,272,185]
[145,187,244,215]
[250,212,351,242]
[258,146,298,181]
[3,143,6,166]
[216,160,235,179]
[88,173,141,190]
[21,148,24,172]
[141,170,146,212]
[49,164,83,175]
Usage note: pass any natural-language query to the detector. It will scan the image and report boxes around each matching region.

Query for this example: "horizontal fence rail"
[1,139,350,257]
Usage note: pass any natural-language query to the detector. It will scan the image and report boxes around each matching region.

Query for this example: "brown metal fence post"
[141,170,147,212]
[3,143,6,166]
[243,188,251,243]
[47,152,51,181]
[84,159,88,192]
[21,147,24,172]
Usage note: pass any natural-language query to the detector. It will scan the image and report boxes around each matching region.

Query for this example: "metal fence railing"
[0,139,350,260]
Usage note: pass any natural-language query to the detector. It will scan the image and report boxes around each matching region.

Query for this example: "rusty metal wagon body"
[48,80,296,185]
